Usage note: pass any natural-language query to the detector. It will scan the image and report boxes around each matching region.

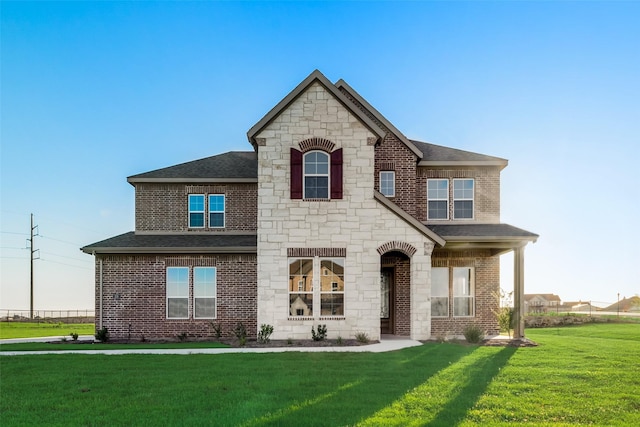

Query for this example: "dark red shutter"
[290,148,303,199]
[330,148,343,199]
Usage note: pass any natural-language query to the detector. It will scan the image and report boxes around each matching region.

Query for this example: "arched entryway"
[380,250,412,336]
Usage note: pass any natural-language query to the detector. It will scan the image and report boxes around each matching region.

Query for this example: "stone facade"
[254,82,436,341]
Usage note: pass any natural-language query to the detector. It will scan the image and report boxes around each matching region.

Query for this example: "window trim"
[208,194,225,229]
[380,171,396,197]
[188,194,206,228]
[288,256,345,319]
[289,258,314,318]
[193,267,217,319]
[430,267,450,318]
[303,150,330,200]
[453,178,474,220]
[166,267,189,319]
[427,179,449,220]
[453,267,475,317]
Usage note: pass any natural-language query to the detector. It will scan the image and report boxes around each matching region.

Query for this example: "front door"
[380,268,394,334]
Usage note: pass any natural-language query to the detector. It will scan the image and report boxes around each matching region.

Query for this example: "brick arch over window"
[377,241,417,257]
[291,142,343,200]
[298,137,336,153]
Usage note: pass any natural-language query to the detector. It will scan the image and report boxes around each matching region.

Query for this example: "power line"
[40,258,93,270]
[40,251,92,264]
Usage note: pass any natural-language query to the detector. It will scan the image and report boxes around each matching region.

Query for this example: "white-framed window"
[427,179,449,220]
[453,179,474,219]
[380,171,396,197]
[194,267,216,319]
[289,259,314,317]
[320,258,344,316]
[431,267,449,317]
[188,194,205,228]
[453,267,474,317]
[166,267,189,319]
[303,151,329,199]
[208,194,225,228]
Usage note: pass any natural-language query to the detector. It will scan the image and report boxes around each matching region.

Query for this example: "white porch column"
[513,245,526,339]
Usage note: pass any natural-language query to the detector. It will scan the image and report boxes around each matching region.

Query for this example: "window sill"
[302,198,331,202]
[288,316,314,321]
[319,316,345,321]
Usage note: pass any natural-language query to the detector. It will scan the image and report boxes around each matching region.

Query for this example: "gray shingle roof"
[426,223,538,241]
[127,151,257,182]
[81,232,257,254]
[411,140,508,165]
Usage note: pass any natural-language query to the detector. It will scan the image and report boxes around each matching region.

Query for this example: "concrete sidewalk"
[0,335,423,356]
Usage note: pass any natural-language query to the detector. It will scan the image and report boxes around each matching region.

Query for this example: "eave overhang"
[127,177,258,185]
[247,70,386,148]
[418,160,508,170]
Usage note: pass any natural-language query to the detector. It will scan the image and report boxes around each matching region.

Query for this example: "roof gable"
[247,70,386,147]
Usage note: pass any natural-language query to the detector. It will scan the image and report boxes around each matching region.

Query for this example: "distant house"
[82,70,538,341]
[525,294,561,314]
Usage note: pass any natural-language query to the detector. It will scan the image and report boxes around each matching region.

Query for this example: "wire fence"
[1,309,95,323]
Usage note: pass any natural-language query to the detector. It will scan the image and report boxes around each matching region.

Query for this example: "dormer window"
[304,151,329,199]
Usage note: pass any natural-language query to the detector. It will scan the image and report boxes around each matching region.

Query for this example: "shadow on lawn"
[242,343,513,426]
[425,346,517,426]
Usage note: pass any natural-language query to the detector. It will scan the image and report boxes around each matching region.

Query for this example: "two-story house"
[82,70,538,341]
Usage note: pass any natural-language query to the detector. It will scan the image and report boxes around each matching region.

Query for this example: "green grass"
[0,322,95,339]
[1,323,638,426]
[0,341,230,352]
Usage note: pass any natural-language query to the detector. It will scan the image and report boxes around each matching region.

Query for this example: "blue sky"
[1,1,639,311]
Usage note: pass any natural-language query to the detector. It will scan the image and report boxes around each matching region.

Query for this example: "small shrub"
[95,327,109,342]
[257,324,274,344]
[210,322,222,340]
[311,324,327,341]
[286,337,293,345]
[355,332,370,344]
[434,334,446,343]
[463,324,484,344]
[140,335,146,343]
[234,322,247,346]
[177,332,188,342]
[336,336,343,345]
[60,336,67,342]
[496,306,515,338]
[70,332,79,341]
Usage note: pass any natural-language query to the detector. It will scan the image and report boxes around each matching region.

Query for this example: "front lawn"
[0,321,94,339]
[1,323,638,426]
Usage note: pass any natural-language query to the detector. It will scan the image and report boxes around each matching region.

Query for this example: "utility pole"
[27,214,39,319]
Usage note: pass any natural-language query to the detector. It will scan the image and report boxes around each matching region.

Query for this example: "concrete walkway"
[0,335,423,356]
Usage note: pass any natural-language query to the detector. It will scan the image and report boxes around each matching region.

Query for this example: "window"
[427,179,449,219]
[188,195,205,228]
[288,257,345,318]
[380,171,395,197]
[304,151,329,199]
[166,266,217,319]
[194,267,216,319]
[167,267,189,319]
[290,148,343,200]
[289,259,313,316]
[320,258,344,316]
[453,267,474,316]
[431,267,449,317]
[208,194,225,228]
[453,179,474,219]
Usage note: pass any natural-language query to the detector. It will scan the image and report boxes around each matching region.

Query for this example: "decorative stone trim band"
[377,241,417,257]
[298,137,336,153]
[287,247,347,258]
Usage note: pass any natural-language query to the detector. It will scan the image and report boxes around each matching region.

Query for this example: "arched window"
[303,151,329,199]
[290,147,342,200]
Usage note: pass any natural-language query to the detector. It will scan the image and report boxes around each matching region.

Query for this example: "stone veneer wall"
[255,82,436,341]
[95,254,257,340]
[134,183,258,232]
[430,250,500,337]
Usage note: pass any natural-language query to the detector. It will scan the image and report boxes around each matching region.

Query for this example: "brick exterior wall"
[418,168,501,223]
[374,134,419,218]
[134,183,257,232]
[95,254,257,340]
[430,250,500,337]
